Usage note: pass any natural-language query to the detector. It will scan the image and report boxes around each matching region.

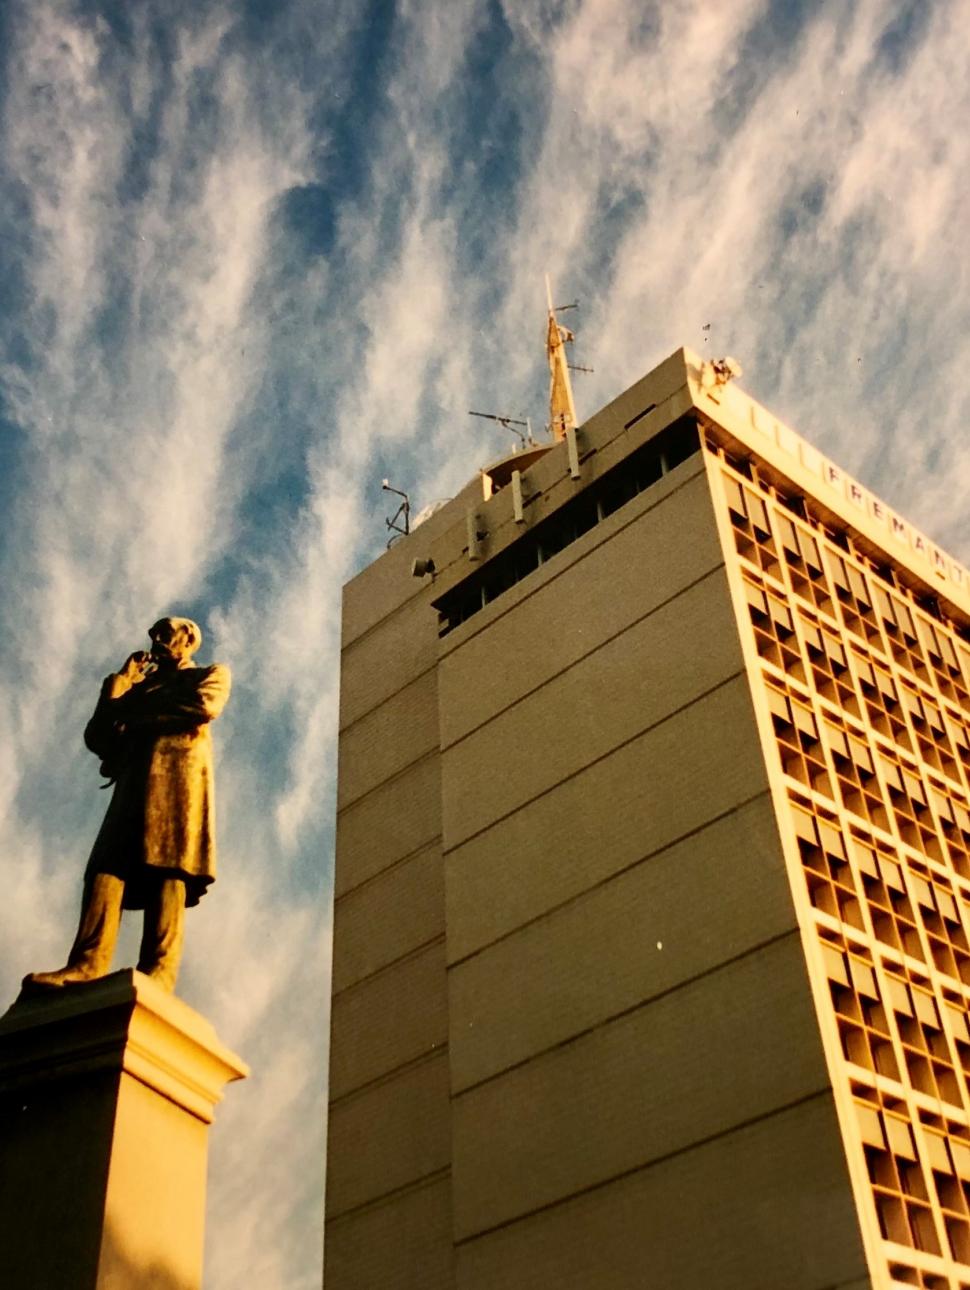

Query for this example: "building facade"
[324,348,970,1289]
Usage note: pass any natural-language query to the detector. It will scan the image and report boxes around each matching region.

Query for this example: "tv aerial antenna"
[381,480,410,548]
[468,411,535,449]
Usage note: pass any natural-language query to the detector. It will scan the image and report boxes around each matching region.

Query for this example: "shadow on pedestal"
[0,970,247,1290]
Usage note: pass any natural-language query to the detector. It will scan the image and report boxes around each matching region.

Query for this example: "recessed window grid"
[723,475,785,584]
[765,683,831,796]
[918,868,970,989]
[934,788,970,883]
[719,459,970,711]
[852,648,916,754]
[823,714,890,832]
[792,803,970,987]
[768,642,970,909]
[828,943,899,1079]
[826,548,886,651]
[922,1110,970,1271]
[765,664,958,877]
[882,751,946,863]
[721,463,970,802]
[914,614,970,711]
[851,833,926,964]
[790,605,864,715]
[715,478,970,880]
[950,716,970,778]
[888,1266,970,1290]
[809,810,970,1274]
[791,798,862,929]
[885,963,964,1109]
[913,707,962,783]
[820,913,970,1106]
[711,445,970,1282]
[821,929,970,1272]
[743,578,806,684]
[796,540,969,748]
[753,629,970,946]
[854,1084,945,1257]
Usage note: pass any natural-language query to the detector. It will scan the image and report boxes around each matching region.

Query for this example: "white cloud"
[0,4,326,1286]
[487,0,970,560]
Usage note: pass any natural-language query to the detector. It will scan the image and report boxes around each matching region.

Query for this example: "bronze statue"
[25,617,231,993]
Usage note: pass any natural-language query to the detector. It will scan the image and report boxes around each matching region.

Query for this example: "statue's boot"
[23,872,124,991]
[24,963,102,989]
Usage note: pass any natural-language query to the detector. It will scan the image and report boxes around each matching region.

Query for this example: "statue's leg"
[67,872,125,972]
[136,876,186,992]
[24,872,124,988]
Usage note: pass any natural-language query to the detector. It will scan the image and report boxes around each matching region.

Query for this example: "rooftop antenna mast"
[546,274,584,442]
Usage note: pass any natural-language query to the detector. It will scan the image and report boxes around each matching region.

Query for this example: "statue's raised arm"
[25,616,231,994]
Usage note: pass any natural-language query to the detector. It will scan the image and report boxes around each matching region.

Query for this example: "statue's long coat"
[83,663,232,908]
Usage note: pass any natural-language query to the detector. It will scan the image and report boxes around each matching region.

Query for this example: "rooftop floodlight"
[711,356,743,385]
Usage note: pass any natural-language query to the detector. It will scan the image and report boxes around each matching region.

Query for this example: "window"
[718,439,970,1287]
[435,416,701,635]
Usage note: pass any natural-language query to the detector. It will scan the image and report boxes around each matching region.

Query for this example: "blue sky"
[1,1,968,1286]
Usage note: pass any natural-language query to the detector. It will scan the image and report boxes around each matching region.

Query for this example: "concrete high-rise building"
[324,347,970,1290]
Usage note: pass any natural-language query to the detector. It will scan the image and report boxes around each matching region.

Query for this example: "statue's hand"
[104,651,154,698]
[119,651,154,684]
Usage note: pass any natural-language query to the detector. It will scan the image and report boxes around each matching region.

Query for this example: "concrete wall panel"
[337,669,439,811]
[332,842,444,992]
[326,1052,452,1219]
[340,591,438,732]
[324,1177,455,1290]
[447,795,792,1088]
[441,571,740,837]
[444,676,770,959]
[437,466,719,747]
[330,941,448,1100]
[334,754,440,898]
[451,933,825,1236]
[454,1096,867,1290]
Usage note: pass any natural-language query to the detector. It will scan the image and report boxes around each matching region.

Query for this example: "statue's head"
[149,617,202,668]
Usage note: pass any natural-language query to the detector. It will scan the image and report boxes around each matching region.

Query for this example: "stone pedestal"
[0,970,248,1289]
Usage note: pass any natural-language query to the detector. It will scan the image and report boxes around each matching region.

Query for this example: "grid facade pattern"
[708,437,970,1290]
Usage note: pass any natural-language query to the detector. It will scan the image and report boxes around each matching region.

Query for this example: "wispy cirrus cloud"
[1,3,968,1288]
[0,3,330,1285]
[498,0,970,552]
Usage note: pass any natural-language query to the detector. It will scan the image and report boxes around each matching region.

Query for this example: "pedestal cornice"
[0,969,248,1122]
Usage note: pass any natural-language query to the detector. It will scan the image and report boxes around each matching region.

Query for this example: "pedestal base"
[0,970,247,1289]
